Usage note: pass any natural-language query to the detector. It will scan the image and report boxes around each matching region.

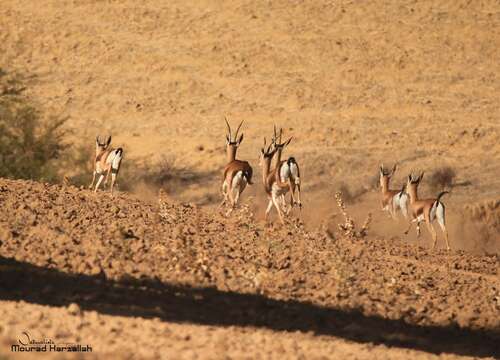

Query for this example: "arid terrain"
[0,0,499,358]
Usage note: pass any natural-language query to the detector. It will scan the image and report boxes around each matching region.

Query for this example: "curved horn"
[234,120,244,138]
[279,127,283,143]
[224,116,232,140]
[273,124,278,143]
[391,163,397,175]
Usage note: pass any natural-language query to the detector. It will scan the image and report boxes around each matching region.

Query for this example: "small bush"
[428,166,456,191]
[0,68,69,182]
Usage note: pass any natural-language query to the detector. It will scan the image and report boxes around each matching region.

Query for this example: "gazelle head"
[379,163,397,189]
[271,125,292,152]
[96,135,112,155]
[259,137,277,166]
[225,117,244,162]
[407,171,424,197]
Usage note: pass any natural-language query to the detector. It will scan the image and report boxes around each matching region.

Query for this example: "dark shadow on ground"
[0,256,498,358]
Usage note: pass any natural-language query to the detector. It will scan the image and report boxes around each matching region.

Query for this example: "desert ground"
[0,0,499,359]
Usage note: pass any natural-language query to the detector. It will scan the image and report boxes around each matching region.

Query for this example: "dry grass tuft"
[335,191,371,239]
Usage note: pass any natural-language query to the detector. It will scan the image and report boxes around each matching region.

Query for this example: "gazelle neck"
[380,177,390,193]
[274,147,283,167]
[408,185,419,203]
[226,145,237,163]
[262,157,272,184]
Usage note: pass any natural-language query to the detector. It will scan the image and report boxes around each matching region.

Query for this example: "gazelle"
[271,126,302,212]
[379,164,408,219]
[221,118,253,210]
[260,137,288,224]
[89,136,124,194]
[404,172,450,250]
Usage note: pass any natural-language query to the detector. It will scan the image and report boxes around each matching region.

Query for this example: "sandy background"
[0,0,499,358]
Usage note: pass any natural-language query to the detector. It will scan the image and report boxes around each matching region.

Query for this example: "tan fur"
[271,126,301,208]
[379,166,399,215]
[404,173,450,250]
[89,136,123,194]
[220,118,252,209]
[260,138,287,224]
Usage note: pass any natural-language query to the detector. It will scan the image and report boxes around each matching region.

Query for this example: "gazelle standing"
[260,137,289,224]
[89,135,123,194]
[271,126,302,212]
[404,172,450,250]
[221,118,253,210]
[379,164,408,219]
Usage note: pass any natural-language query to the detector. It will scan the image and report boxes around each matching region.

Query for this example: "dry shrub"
[428,166,456,192]
[0,68,69,182]
[334,191,371,239]
[460,200,500,254]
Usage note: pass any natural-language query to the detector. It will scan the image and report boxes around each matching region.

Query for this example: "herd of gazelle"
[89,121,451,250]
[379,165,450,250]
[221,119,302,224]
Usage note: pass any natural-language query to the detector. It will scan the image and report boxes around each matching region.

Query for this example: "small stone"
[67,302,81,316]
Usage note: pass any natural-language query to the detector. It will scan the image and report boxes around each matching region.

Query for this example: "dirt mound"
[0,178,498,358]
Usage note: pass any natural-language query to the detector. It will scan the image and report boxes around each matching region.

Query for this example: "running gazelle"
[404,172,450,250]
[271,126,302,211]
[379,164,408,219]
[259,137,287,224]
[221,118,253,210]
[89,135,123,194]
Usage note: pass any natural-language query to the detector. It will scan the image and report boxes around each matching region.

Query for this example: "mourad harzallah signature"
[11,331,92,353]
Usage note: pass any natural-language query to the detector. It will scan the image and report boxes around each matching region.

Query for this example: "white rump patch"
[393,192,408,218]
[232,171,247,190]
[279,163,291,183]
[289,162,300,184]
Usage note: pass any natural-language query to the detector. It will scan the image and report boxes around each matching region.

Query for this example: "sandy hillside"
[0,178,499,359]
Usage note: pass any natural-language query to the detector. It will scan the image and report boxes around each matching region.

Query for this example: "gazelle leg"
[441,225,450,251]
[272,193,285,225]
[88,170,96,189]
[295,184,302,208]
[94,173,105,192]
[280,195,289,214]
[110,170,118,195]
[288,179,296,205]
[233,187,240,207]
[437,205,450,250]
[416,221,421,237]
[219,181,228,208]
[104,168,111,188]
[404,221,413,235]
[426,221,438,249]
[265,199,273,222]
[389,205,397,220]
[227,181,235,208]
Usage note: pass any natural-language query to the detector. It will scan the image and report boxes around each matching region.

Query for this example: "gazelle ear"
[419,171,424,182]
[96,136,100,146]
[226,135,230,144]
[380,166,384,176]
[407,174,412,183]
[237,133,244,145]
[106,136,112,146]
